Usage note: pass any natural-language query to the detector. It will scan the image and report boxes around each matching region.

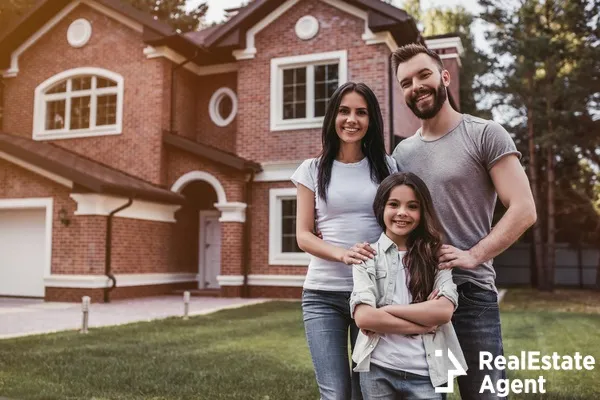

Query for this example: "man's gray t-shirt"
[392,114,521,292]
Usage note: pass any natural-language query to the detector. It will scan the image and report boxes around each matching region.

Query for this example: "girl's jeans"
[360,363,445,400]
[302,289,362,400]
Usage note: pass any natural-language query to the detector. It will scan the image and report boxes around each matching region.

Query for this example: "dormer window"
[34,68,124,140]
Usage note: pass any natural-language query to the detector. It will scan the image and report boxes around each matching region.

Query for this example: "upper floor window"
[270,50,347,132]
[34,68,124,140]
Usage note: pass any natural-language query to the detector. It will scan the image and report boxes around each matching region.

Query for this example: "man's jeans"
[302,289,362,400]
[452,282,506,399]
[360,363,445,400]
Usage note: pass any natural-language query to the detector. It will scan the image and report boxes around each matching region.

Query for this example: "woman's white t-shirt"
[291,156,397,291]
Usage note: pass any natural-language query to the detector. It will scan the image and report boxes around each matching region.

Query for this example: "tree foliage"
[125,0,208,33]
[480,0,600,288]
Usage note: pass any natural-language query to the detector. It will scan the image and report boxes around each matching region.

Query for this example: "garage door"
[0,209,47,297]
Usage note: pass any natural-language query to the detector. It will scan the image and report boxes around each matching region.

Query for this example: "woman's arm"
[296,183,365,264]
[354,304,435,335]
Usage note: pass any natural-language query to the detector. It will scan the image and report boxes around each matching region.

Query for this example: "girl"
[351,172,467,399]
[291,82,397,400]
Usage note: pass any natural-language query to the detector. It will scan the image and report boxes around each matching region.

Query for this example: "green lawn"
[1,290,599,399]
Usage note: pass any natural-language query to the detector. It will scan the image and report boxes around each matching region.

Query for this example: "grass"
[0,290,599,399]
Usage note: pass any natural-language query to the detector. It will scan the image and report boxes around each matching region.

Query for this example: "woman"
[291,82,396,400]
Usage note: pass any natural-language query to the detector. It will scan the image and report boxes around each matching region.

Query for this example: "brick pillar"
[220,221,244,297]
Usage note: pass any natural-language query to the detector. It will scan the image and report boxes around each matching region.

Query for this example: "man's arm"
[438,154,537,269]
[354,304,435,335]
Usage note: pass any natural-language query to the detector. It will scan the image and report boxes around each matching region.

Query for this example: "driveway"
[0,296,270,339]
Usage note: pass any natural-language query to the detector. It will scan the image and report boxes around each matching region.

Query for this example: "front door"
[200,213,221,289]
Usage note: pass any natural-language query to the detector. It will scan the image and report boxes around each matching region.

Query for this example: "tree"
[125,0,208,33]
[480,0,600,290]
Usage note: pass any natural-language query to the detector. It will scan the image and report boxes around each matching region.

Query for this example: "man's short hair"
[391,43,444,76]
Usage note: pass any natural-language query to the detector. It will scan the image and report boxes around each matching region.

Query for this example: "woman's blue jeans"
[302,289,363,400]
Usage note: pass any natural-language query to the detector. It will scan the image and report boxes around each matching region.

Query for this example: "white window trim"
[208,87,238,127]
[269,188,309,266]
[33,67,124,141]
[270,50,347,132]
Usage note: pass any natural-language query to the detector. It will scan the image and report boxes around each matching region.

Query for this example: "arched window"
[33,68,124,140]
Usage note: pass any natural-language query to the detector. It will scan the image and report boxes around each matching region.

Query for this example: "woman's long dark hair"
[373,172,444,303]
[316,82,391,202]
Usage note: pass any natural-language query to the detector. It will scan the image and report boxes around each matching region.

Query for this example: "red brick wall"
[172,67,198,140]
[221,222,244,276]
[2,4,168,185]
[236,0,393,163]
[196,73,237,153]
[392,79,422,139]
[111,217,188,274]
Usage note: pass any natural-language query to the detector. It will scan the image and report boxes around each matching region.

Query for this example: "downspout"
[104,198,133,303]
[241,169,256,298]
[388,55,395,151]
[169,49,200,135]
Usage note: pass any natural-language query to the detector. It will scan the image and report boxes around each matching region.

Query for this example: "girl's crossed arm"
[380,269,458,327]
[351,261,435,335]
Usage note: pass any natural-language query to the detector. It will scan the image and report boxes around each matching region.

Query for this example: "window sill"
[33,127,122,141]
[270,118,324,132]
[269,252,310,266]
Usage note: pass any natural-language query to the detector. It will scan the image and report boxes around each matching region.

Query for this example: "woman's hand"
[339,248,367,265]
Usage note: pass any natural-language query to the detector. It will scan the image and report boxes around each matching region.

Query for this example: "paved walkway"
[0,296,270,340]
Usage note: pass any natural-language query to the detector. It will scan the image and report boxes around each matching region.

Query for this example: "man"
[355,44,536,399]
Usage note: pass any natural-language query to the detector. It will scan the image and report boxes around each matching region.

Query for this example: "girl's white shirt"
[291,156,398,291]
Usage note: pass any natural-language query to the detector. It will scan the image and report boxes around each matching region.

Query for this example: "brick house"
[0,0,462,302]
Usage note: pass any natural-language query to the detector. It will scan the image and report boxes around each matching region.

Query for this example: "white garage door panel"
[0,209,47,297]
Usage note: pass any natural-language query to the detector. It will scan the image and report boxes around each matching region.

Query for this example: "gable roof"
[0,0,422,69]
[0,0,176,69]
[198,0,420,49]
[163,133,262,173]
[0,132,185,205]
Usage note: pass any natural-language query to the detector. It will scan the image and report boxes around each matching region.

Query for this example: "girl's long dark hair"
[316,82,391,201]
[373,172,444,303]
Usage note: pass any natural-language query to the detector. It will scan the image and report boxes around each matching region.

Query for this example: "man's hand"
[350,242,376,259]
[437,244,479,270]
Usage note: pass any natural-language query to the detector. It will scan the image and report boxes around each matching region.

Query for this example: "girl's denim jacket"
[350,233,468,387]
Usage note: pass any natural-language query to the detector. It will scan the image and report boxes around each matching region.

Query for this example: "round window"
[67,19,92,48]
[209,87,238,127]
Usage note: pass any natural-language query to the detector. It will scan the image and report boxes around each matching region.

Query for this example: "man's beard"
[407,79,447,120]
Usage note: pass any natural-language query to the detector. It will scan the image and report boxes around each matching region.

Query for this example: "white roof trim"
[233,0,398,60]
[70,193,180,223]
[439,53,462,67]
[254,160,303,182]
[425,36,465,55]
[144,46,238,76]
[0,150,73,188]
[2,0,143,78]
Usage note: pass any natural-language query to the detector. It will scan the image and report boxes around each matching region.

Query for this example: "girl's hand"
[361,328,376,337]
[350,242,377,259]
